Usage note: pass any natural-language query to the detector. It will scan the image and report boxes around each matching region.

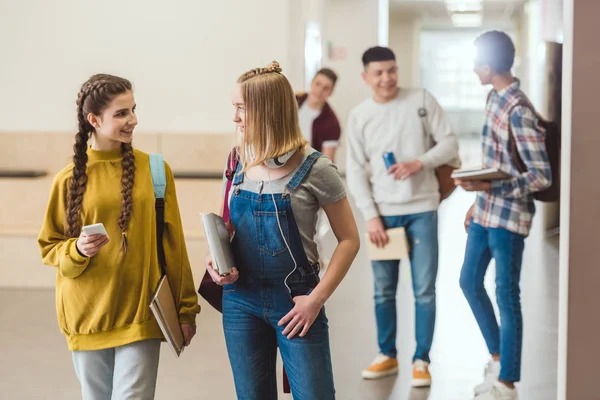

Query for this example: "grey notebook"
[201,213,234,276]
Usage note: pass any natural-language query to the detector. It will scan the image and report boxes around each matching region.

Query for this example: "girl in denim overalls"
[204,62,360,399]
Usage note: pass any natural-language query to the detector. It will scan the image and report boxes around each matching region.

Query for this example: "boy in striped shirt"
[455,31,551,400]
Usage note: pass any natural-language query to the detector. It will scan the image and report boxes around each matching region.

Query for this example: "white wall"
[287,0,329,92]
[0,0,293,134]
[389,13,418,88]
[525,0,544,109]
[558,0,572,395]
[286,0,305,93]
[323,0,379,130]
[319,0,380,171]
[524,0,564,111]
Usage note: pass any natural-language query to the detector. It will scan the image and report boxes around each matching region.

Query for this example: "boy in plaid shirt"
[455,31,552,400]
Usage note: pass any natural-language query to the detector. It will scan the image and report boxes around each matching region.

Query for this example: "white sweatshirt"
[346,88,459,221]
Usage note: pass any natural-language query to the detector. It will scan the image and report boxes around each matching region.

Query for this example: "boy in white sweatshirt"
[346,46,459,387]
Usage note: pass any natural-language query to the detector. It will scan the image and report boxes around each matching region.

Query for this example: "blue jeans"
[372,211,438,363]
[223,283,334,400]
[223,151,335,400]
[460,222,525,382]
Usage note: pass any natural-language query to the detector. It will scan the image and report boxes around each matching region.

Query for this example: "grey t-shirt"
[225,148,346,264]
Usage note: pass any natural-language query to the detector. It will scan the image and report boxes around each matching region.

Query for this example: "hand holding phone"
[77,223,110,257]
[81,223,109,238]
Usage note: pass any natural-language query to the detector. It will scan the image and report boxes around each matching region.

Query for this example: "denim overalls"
[222,151,335,400]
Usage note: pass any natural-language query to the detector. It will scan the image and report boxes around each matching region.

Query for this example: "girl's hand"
[181,324,196,346]
[76,233,110,257]
[204,252,239,286]
[278,295,323,339]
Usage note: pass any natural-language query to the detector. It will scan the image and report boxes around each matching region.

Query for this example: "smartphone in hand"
[82,223,109,239]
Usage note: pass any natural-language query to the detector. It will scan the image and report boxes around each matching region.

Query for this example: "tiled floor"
[0,140,559,399]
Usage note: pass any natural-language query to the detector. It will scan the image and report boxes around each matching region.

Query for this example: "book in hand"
[451,167,512,181]
[150,275,185,357]
[201,213,234,276]
[364,227,410,261]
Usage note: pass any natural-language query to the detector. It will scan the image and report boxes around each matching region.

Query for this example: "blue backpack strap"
[149,154,166,199]
[149,154,167,275]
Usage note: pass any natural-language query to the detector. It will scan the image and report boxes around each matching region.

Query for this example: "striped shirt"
[473,79,551,237]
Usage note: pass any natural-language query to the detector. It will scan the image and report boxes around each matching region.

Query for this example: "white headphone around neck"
[263,149,297,169]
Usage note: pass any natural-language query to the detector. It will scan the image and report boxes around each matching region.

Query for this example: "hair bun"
[265,61,282,73]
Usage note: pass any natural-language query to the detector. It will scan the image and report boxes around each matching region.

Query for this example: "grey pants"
[72,339,161,400]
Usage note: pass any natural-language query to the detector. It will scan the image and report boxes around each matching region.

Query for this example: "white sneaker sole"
[474,380,497,395]
[412,378,432,388]
[361,367,399,380]
[474,386,490,395]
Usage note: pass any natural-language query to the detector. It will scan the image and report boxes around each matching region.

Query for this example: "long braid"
[117,142,136,251]
[65,91,92,237]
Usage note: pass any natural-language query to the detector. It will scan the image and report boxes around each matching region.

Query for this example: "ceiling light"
[445,0,482,12]
[445,0,481,4]
[451,13,483,27]
[446,3,483,12]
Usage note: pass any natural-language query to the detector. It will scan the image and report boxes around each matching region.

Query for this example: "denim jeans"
[223,151,335,400]
[223,283,334,400]
[372,211,439,363]
[460,222,525,382]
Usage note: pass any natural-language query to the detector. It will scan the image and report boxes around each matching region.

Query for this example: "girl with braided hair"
[204,62,360,399]
[38,74,200,399]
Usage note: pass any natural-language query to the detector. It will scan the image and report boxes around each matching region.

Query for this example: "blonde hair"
[237,61,306,170]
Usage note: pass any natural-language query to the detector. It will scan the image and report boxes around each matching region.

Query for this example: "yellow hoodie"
[38,147,200,351]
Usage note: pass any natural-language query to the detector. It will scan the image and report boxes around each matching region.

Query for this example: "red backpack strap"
[222,147,239,222]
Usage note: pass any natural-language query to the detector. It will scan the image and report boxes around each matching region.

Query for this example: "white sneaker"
[474,382,518,400]
[474,359,501,395]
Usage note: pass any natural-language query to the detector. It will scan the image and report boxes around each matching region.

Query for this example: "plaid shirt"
[473,79,552,237]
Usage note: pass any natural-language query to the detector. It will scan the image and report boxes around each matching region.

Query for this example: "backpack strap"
[150,154,166,198]
[149,154,167,276]
[506,95,542,174]
[418,88,432,148]
[489,90,539,174]
[222,148,240,223]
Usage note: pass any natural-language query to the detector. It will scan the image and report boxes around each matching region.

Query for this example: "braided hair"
[65,74,135,252]
[237,61,283,82]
